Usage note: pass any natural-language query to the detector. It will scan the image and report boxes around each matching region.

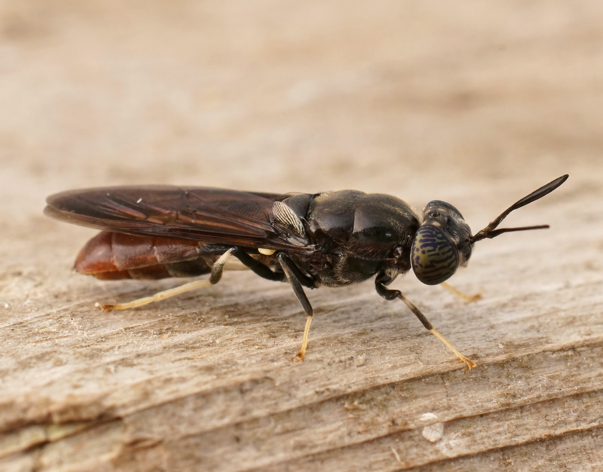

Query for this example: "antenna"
[470,174,569,243]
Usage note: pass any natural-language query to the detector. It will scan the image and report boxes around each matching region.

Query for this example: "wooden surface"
[1,1,603,471]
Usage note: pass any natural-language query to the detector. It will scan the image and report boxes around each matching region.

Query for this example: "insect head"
[411,175,569,285]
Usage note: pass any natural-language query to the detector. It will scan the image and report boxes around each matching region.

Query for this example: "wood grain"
[1,1,602,470]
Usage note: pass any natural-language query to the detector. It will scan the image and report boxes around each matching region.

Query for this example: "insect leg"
[375,281,477,370]
[233,249,286,282]
[97,247,236,312]
[278,254,314,361]
[233,249,316,288]
[440,282,482,302]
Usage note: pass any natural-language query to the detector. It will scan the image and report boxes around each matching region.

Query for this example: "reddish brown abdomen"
[75,231,220,280]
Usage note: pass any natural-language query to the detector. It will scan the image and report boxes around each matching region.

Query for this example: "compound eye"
[411,225,460,285]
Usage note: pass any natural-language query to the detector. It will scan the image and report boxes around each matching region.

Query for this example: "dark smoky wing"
[45,186,311,250]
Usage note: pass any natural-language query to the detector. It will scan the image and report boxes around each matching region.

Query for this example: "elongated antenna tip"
[471,175,568,244]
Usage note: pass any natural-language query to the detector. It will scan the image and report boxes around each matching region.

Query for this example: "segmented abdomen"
[75,231,225,280]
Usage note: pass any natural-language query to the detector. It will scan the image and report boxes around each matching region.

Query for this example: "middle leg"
[278,253,315,361]
[233,249,316,360]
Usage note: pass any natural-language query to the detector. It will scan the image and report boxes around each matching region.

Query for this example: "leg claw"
[294,351,306,362]
[95,302,114,312]
[461,356,477,371]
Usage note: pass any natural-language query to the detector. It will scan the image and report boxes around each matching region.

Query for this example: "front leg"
[375,273,477,370]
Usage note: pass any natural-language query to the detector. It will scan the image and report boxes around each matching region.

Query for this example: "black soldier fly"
[44,174,568,369]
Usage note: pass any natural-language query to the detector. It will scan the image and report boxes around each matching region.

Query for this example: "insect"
[45,175,568,370]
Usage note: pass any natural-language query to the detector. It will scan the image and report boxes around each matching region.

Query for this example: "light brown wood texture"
[1,1,603,471]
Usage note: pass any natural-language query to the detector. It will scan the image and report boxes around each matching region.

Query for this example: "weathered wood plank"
[1,1,603,471]
[415,428,603,472]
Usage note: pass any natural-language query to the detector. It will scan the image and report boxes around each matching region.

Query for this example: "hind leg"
[98,248,236,311]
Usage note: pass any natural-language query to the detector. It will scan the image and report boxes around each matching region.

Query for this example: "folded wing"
[45,186,311,251]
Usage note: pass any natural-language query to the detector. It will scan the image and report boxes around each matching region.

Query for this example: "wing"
[45,186,313,251]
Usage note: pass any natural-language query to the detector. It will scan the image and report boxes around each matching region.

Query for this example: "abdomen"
[75,231,229,280]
